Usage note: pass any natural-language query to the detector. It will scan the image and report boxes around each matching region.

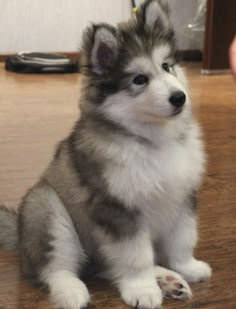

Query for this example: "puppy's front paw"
[120,278,162,309]
[48,271,90,309]
[173,258,212,283]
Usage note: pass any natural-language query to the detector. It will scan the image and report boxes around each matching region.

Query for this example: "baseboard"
[0,54,9,62]
[201,69,231,75]
[177,50,203,62]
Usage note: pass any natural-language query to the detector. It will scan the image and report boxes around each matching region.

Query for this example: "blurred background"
[1,0,235,73]
[1,0,236,73]
[0,0,201,53]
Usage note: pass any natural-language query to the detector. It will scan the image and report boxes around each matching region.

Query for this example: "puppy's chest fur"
[104,127,204,238]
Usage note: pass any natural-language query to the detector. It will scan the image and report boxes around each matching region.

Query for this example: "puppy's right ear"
[137,0,171,32]
[82,24,119,75]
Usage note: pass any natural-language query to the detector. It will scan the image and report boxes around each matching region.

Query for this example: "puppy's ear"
[83,24,119,75]
[137,0,170,32]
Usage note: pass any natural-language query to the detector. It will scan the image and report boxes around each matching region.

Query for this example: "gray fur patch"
[189,190,197,212]
[18,183,55,283]
[67,123,142,240]
[0,205,18,250]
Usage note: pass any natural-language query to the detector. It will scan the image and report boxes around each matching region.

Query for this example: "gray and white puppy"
[0,1,211,308]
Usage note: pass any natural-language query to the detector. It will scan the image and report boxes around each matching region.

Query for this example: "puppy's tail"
[0,205,18,250]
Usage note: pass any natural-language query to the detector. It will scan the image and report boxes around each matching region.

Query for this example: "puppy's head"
[80,0,190,126]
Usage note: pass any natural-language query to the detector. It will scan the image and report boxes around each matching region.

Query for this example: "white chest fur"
[104,123,205,238]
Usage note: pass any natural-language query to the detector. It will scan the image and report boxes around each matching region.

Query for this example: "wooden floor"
[0,62,235,309]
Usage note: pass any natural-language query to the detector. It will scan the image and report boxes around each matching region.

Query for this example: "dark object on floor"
[5,52,79,73]
[177,50,203,62]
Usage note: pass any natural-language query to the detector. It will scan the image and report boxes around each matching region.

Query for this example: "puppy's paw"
[173,258,212,283]
[154,266,192,300]
[48,271,90,309]
[120,278,162,309]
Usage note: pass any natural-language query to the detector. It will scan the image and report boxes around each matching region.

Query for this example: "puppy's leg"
[19,184,90,309]
[100,230,162,309]
[161,205,212,283]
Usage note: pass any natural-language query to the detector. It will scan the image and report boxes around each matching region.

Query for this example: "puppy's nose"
[169,91,186,108]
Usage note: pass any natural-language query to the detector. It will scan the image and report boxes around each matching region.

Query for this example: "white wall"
[0,0,131,53]
[0,0,198,54]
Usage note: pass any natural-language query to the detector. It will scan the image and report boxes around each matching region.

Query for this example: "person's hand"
[229,36,236,77]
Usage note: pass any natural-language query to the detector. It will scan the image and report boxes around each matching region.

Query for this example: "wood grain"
[0,63,235,308]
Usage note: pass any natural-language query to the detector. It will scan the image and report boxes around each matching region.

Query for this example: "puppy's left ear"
[137,0,171,32]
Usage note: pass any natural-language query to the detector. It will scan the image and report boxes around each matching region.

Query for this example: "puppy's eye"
[133,74,149,85]
[162,63,170,73]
